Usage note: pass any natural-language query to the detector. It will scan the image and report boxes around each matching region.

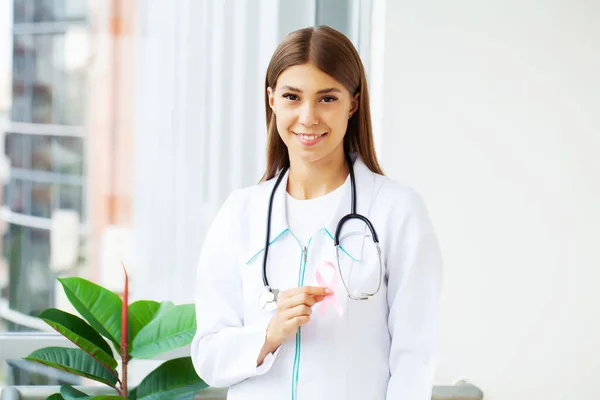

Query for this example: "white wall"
[373,1,600,399]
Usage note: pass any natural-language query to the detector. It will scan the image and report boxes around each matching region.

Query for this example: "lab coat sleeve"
[386,189,443,399]
[191,191,279,388]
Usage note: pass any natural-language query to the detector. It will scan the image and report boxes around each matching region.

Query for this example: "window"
[0,0,371,390]
[1,0,88,387]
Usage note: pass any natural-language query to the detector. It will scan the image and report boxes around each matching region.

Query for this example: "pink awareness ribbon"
[315,261,344,317]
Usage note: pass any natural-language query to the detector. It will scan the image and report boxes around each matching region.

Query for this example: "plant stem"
[121,355,129,396]
[121,261,130,397]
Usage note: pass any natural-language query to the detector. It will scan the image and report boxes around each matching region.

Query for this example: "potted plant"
[22,265,208,399]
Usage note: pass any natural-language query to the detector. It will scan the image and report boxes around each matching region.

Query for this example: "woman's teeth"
[297,133,323,141]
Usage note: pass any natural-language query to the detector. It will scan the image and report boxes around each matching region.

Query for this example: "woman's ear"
[349,93,359,118]
[267,87,276,112]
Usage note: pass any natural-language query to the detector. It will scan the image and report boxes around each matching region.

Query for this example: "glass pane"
[1,223,70,385]
[12,30,88,125]
[32,35,54,124]
[10,33,87,125]
[6,179,27,214]
[31,183,53,218]
[11,80,29,123]
[0,255,7,300]
[34,0,87,23]
[34,33,87,125]
[53,136,83,174]
[4,225,24,320]
[12,34,33,84]
[4,225,53,325]
[11,35,34,123]
[60,28,88,125]
[14,0,32,23]
[27,228,53,315]
[33,0,55,22]
[58,184,83,218]
[5,133,30,169]
[64,0,88,20]
[31,136,52,171]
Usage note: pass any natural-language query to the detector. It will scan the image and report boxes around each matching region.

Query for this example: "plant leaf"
[128,301,159,349]
[38,309,117,369]
[130,357,208,400]
[59,385,126,400]
[58,277,122,347]
[130,304,195,359]
[87,398,127,399]
[25,347,118,387]
[128,301,176,350]
[60,385,89,399]
[171,393,196,400]
[47,395,65,400]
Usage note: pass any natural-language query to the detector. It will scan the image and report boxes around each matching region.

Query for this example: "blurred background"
[0,0,598,399]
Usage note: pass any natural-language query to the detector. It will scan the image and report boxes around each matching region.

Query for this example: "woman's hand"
[257,286,331,365]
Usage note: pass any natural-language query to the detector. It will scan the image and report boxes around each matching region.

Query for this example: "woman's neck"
[286,152,349,200]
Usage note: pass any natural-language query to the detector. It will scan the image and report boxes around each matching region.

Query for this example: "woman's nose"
[299,102,318,126]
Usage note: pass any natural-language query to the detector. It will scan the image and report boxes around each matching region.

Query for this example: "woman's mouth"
[294,132,327,146]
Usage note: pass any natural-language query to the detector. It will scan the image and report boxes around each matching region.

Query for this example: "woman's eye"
[282,93,299,101]
[321,96,338,103]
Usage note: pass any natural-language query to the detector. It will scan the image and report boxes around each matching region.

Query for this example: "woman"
[191,26,442,400]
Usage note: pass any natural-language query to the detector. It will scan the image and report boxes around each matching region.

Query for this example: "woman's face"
[268,63,358,166]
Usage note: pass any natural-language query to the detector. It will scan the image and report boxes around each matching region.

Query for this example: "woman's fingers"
[286,292,317,307]
[285,315,310,328]
[278,286,332,309]
[312,294,327,303]
[281,286,332,299]
[282,304,312,319]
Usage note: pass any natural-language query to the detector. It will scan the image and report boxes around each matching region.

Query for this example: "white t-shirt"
[285,178,349,246]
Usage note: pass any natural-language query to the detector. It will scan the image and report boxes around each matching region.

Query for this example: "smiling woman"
[191,26,443,400]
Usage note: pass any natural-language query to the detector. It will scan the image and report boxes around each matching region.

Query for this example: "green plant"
[24,265,208,399]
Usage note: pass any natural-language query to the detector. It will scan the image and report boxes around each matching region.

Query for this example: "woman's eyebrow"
[280,85,342,94]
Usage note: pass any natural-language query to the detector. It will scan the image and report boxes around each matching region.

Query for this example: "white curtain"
[132,0,282,303]
[132,0,369,304]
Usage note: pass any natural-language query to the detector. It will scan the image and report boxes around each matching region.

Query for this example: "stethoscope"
[258,153,383,311]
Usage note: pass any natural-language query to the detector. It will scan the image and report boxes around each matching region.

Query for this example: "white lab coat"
[191,155,443,400]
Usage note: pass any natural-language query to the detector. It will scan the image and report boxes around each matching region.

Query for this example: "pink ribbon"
[315,261,344,317]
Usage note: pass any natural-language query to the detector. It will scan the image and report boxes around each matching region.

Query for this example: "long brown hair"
[260,25,383,182]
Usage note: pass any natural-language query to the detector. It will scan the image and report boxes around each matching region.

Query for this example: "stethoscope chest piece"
[258,288,279,311]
